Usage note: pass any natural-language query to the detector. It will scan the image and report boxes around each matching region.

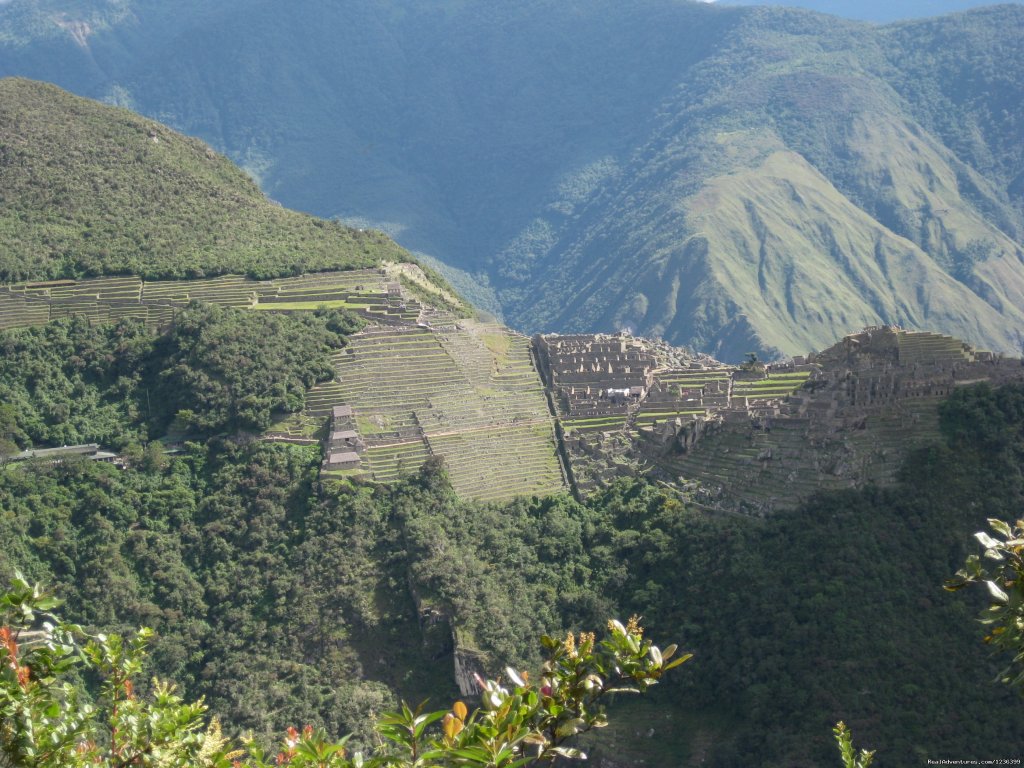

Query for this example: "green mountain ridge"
[0,77,419,283]
[1,1,1021,359]
[495,5,1024,358]
[0,81,1023,766]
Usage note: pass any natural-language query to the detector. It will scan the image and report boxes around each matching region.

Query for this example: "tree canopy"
[0,574,685,768]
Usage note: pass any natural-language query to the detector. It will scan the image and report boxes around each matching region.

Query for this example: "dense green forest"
[0,305,362,450]
[2,309,1023,765]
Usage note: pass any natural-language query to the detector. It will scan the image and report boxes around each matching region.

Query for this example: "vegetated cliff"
[1,1,1022,359]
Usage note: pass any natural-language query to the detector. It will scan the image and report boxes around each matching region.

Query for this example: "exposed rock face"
[408,570,485,698]
[453,638,486,699]
[668,414,722,455]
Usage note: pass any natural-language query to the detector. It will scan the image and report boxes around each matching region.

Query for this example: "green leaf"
[989,519,1013,538]
[412,709,446,739]
[448,746,493,763]
[976,532,1002,550]
[986,580,1010,604]
[663,653,693,670]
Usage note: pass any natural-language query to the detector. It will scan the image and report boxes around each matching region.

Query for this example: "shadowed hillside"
[0,2,1022,358]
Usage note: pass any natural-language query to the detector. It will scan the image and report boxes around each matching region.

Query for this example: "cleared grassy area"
[732,386,803,395]
[264,411,322,441]
[766,372,811,380]
[733,383,800,390]
[634,410,704,423]
[480,331,512,366]
[658,372,731,380]
[319,467,365,478]
[733,384,801,392]
[732,373,809,399]
[251,300,356,310]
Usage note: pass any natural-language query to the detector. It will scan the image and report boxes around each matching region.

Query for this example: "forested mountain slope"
[4,328,1024,765]
[0,77,414,281]
[1,2,1022,359]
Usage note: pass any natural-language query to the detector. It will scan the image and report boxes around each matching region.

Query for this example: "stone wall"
[652,329,1024,513]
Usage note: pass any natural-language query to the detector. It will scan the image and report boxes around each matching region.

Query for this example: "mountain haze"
[718,0,1023,22]
[0,1,1022,359]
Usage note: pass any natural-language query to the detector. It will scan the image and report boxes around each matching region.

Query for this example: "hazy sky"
[708,0,1022,23]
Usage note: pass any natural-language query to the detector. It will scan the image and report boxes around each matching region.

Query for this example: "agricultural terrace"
[629,369,733,434]
[0,268,421,331]
[730,370,811,405]
[895,331,975,365]
[323,321,565,501]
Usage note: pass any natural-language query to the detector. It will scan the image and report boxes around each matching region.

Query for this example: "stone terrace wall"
[656,328,1024,513]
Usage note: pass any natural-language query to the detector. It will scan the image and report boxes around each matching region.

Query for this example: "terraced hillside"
[0,267,435,331]
[653,407,938,512]
[529,327,1024,510]
[320,321,565,502]
[6,262,1007,511]
[0,266,558,502]
[652,328,1019,511]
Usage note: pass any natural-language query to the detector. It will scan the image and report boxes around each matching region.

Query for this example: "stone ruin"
[321,404,366,472]
[653,327,1024,513]
[533,332,737,490]
[533,326,1024,512]
[534,332,657,418]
